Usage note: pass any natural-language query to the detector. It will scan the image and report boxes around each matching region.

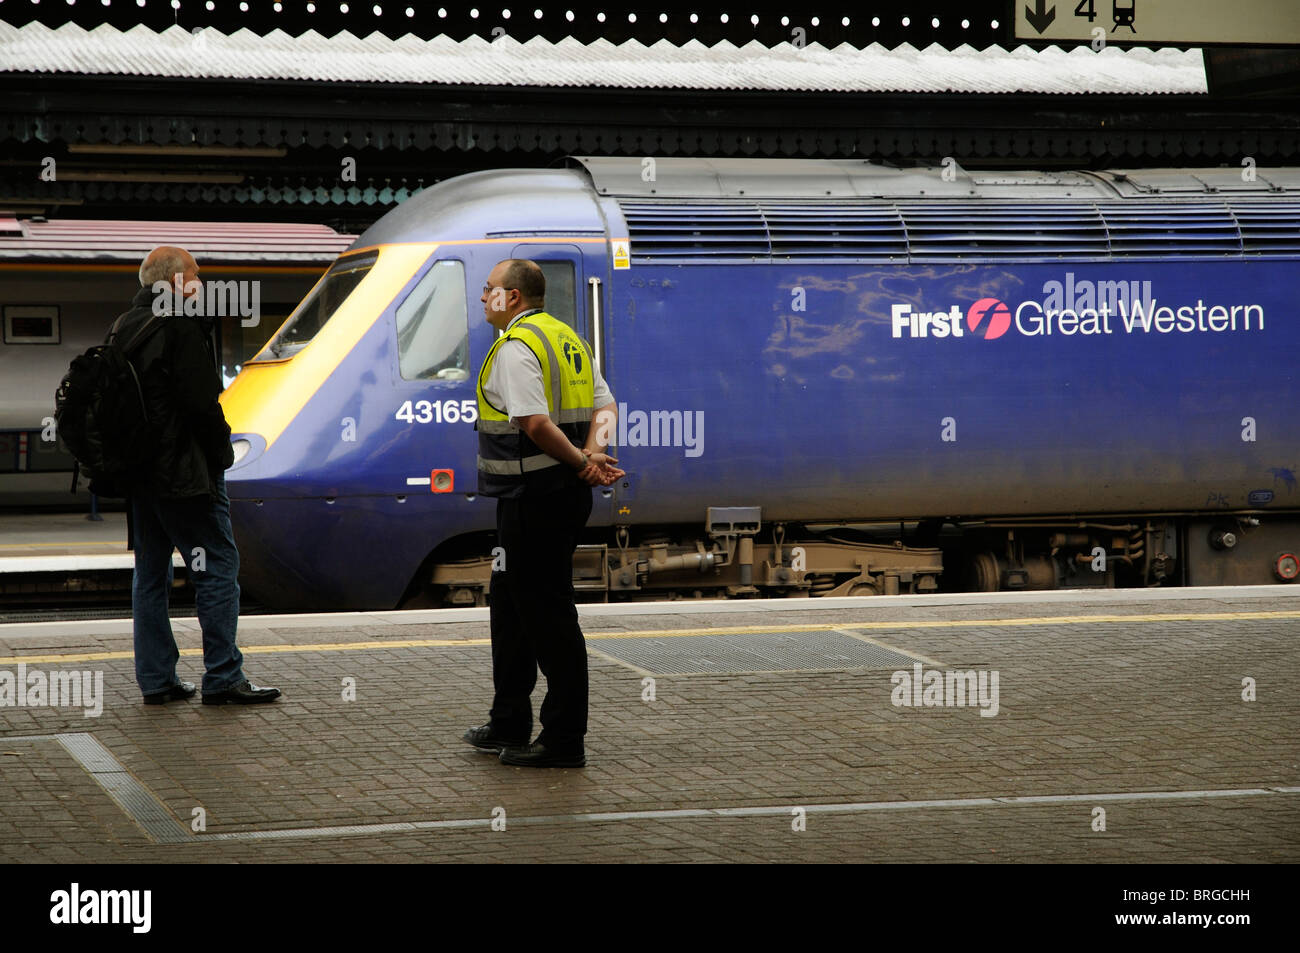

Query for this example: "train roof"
[574,157,1300,200]
[352,158,1300,260]
[352,168,605,249]
[0,218,355,265]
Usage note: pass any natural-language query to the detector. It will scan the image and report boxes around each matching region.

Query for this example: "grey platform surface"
[0,590,1296,863]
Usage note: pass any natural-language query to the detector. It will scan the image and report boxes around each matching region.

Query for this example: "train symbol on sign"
[1112,0,1136,33]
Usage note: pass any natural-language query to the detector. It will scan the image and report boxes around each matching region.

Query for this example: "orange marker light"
[431,469,454,493]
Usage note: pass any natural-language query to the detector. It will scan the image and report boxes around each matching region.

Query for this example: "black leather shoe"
[463,724,529,752]
[201,680,281,705]
[143,681,196,705]
[499,742,586,768]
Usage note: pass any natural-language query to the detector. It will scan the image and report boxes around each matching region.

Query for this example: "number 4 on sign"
[1075,0,1098,23]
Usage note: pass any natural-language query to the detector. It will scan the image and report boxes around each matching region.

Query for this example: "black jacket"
[112,286,234,500]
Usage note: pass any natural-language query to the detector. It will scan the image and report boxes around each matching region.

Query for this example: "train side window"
[27,430,75,471]
[3,305,60,344]
[395,259,469,381]
[0,432,16,472]
[534,261,576,330]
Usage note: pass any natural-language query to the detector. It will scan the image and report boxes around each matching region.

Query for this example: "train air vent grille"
[1228,201,1300,256]
[896,203,1109,261]
[1099,202,1243,257]
[619,202,769,259]
[761,204,908,261]
[616,199,1300,263]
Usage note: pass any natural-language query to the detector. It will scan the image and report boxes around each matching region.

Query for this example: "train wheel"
[970,552,1002,592]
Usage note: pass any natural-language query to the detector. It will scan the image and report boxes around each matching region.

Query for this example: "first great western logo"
[891,272,1265,341]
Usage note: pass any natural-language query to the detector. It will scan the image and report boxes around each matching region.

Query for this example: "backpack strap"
[105,309,132,344]
[120,314,166,354]
[107,310,166,355]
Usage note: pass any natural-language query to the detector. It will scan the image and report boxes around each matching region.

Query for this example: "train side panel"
[606,260,1298,523]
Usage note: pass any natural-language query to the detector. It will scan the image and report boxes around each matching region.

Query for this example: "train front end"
[219,241,486,610]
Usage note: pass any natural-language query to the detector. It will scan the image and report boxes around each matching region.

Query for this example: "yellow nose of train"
[219,241,491,609]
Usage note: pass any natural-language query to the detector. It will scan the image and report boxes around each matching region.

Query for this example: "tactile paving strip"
[589,630,921,675]
[9,733,191,844]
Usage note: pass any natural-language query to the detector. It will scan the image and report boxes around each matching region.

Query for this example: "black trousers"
[488,482,593,751]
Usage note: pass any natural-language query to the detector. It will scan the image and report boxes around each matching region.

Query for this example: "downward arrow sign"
[1025,0,1057,33]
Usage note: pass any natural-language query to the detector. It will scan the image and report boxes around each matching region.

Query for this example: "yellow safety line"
[0,638,480,666]
[1,609,1296,666]
[578,610,1300,639]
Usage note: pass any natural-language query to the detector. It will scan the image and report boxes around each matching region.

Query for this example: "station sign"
[1015,0,1300,46]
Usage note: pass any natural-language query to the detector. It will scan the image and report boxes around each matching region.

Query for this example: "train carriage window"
[3,305,59,344]
[27,430,75,472]
[0,432,17,472]
[395,259,469,381]
[251,251,377,361]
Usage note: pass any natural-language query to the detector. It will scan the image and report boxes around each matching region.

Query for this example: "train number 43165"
[395,399,479,424]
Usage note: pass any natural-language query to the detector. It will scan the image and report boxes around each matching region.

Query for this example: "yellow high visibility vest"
[475,311,595,497]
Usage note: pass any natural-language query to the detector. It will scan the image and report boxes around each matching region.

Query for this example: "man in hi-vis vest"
[464,259,623,768]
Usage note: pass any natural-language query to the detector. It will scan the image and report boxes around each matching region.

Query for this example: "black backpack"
[54,312,166,498]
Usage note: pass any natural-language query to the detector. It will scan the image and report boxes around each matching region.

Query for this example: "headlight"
[231,438,253,466]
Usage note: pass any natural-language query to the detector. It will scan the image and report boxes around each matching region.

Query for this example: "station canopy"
[0,2,1295,228]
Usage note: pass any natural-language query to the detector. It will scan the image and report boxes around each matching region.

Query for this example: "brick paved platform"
[1,588,1297,863]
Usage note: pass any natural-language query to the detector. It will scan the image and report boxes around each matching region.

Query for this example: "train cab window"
[219,306,293,388]
[533,261,576,330]
[252,251,377,361]
[395,259,469,381]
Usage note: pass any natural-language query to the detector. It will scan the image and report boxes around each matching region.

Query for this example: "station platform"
[0,512,184,616]
[1,586,1296,863]
[0,510,186,573]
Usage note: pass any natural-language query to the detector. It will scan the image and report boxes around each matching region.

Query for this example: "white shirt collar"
[506,308,544,330]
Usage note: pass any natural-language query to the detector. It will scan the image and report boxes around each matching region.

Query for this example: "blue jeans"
[131,474,244,695]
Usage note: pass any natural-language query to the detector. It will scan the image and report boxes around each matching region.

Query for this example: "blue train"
[220,157,1300,610]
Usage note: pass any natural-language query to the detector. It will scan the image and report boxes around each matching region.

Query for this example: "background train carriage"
[218,157,1300,611]
[0,218,353,506]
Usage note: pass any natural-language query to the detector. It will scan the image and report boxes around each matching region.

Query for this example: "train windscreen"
[251,251,377,360]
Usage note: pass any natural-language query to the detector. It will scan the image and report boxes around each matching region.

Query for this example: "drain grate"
[589,630,921,675]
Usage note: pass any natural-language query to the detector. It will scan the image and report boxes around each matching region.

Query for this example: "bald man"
[464,258,622,767]
[115,246,280,706]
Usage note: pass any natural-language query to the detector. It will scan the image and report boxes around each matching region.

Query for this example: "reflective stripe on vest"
[475,312,596,496]
[476,453,560,474]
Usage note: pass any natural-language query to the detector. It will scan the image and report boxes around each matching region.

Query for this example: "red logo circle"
[966,298,1012,340]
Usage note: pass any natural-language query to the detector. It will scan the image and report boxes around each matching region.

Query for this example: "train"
[218,157,1300,611]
